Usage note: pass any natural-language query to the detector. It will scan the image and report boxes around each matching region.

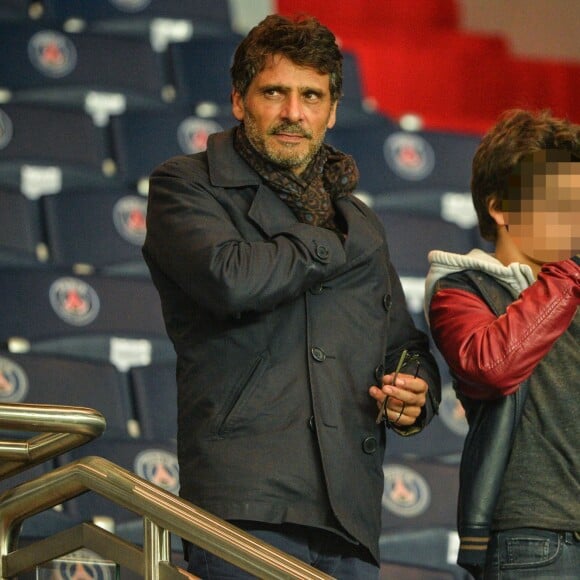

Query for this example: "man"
[425,109,580,579]
[144,14,440,578]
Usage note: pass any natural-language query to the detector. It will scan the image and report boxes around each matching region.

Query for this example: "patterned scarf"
[233,124,359,236]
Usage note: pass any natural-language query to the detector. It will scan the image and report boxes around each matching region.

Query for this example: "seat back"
[0,351,136,439]
[43,188,149,275]
[0,266,174,369]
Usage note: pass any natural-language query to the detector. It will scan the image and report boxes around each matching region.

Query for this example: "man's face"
[506,162,580,262]
[232,54,337,175]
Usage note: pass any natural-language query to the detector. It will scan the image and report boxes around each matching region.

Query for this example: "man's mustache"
[269,123,312,139]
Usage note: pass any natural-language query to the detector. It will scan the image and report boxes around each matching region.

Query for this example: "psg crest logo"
[49,277,100,326]
[382,464,431,518]
[0,109,13,151]
[112,195,147,245]
[134,449,180,495]
[383,132,435,181]
[50,549,114,580]
[177,117,223,154]
[0,356,29,403]
[108,0,152,13]
[28,31,77,78]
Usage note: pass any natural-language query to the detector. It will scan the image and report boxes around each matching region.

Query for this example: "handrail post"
[143,516,171,580]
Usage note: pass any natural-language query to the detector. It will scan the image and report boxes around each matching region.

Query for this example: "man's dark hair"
[230,14,343,103]
[471,109,580,242]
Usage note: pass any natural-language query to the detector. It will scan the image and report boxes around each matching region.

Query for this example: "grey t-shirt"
[492,310,580,531]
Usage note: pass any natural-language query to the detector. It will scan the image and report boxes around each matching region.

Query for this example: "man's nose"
[281,93,304,122]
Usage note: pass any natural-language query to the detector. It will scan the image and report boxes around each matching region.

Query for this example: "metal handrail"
[0,403,334,579]
[0,402,106,480]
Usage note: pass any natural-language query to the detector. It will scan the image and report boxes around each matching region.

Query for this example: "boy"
[425,109,579,579]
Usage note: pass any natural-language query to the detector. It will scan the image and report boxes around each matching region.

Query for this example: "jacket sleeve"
[143,157,348,317]
[429,259,580,399]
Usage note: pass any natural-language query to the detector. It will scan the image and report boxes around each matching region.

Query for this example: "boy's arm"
[429,258,580,400]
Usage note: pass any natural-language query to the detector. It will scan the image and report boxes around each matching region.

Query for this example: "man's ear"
[488,196,507,227]
[232,91,244,121]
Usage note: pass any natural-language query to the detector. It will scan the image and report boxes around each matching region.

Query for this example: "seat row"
[276,0,580,135]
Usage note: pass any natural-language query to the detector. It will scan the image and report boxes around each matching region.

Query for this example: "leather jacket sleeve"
[429,259,580,399]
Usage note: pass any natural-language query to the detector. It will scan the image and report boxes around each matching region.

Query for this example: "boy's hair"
[471,109,580,242]
[230,14,343,103]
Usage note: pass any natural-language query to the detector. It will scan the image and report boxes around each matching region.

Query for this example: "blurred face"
[494,162,580,266]
[232,54,337,175]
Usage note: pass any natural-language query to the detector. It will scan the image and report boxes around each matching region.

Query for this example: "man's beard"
[243,116,325,173]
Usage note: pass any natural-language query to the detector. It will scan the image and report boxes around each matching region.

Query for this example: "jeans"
[483,528,580,579]
[186,521,379,579]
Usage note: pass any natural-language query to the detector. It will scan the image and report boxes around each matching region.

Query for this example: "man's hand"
[369,372,428,427]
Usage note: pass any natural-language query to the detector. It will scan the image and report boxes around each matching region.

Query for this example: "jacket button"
[315,245,329,261]
[383,294,392,311]
[311,347,326,362]
[362,436,377,454]
[308,416,316,432]
[375,364,385,383]
[310,283,324,295]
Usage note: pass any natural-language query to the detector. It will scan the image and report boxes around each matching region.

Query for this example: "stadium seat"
[0,103,118,195]
[36,0,233,43]
[0,0,31,19]
[0,187,47,266]
[109,106,237,188]
[380,456,459,533]
[129,362,177,441]
[377,209,477,277]
[0,350,137,439]
[276,0,459,34]
[0,22,173,122]
[168,34,245,117]
[0,265,174,369]
[326,124,479,197]
[42,187,149,275]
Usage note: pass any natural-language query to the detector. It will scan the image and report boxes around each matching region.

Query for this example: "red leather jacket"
[429,258,580,400]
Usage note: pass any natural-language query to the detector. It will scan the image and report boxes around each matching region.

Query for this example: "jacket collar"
[207,127,260,188]
[207,127,383,261]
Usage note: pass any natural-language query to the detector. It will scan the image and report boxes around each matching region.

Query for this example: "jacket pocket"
[214,350,269,438]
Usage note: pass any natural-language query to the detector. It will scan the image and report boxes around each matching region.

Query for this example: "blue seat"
[326,125,479,197]
[0,188,47,266]
[0,266,174,369]
[0,350,136,439]
[381,456,459,533]
[169,35,245,116]
[42,187,149,275]
[38,0,233,40]
[129,362,177,441]
[377,209,477,278]
[0,0,30,19]
[109,106,237,187]
[0,22,172,116]
[0,103,119,194]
